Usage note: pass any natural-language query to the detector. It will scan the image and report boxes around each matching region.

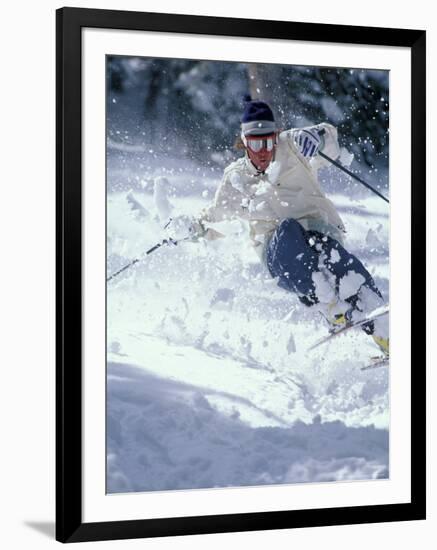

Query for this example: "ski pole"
[318,129,389,204]
[106,238,178,283]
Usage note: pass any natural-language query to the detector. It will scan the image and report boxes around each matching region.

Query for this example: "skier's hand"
[165,215,204,241]
[292,128,324,158]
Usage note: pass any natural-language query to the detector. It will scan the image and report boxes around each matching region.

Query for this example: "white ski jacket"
[196,123,346,257]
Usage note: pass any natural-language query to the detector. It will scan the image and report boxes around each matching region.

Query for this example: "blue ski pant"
[265,218,382,309]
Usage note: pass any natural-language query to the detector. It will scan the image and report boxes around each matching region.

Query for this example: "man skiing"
[167,96,389,357]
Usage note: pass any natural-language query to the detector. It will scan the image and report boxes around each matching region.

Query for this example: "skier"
[167,96,389,357]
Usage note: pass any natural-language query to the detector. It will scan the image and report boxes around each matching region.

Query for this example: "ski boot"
[321,300,388,356]
[372,334,389,358]
[367,312,389,358]
[320,299,355,333]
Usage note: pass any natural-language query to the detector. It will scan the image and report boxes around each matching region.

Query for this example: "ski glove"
[165,215,205,241]
[292,128,324,158]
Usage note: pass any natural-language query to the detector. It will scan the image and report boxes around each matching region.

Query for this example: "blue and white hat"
[241,95,276,136]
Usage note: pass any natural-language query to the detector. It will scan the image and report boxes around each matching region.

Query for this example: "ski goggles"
[242,133,277,152]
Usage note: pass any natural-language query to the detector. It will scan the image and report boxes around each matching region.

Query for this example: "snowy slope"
[106,156,390,494]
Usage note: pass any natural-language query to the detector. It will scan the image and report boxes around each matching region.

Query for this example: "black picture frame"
[56,6,426,543]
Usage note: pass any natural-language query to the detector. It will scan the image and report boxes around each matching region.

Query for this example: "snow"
[311,271,336,304]
[320,97,345,124]
[229,171,245,193]
[338,271,366,301]
[153,176,173,222]
[106,152,390,494]
[255,201,267,212]
[339,147,355,167]
[330,248,341,264]
[125,190,148,221]
[107,363,388,493]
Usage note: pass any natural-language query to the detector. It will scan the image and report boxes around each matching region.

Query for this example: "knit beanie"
[240,95,276,136]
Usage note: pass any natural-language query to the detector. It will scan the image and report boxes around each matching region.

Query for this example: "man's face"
[244,133,277,173]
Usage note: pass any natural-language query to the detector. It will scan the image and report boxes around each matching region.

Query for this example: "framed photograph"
[56,7,426,543]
